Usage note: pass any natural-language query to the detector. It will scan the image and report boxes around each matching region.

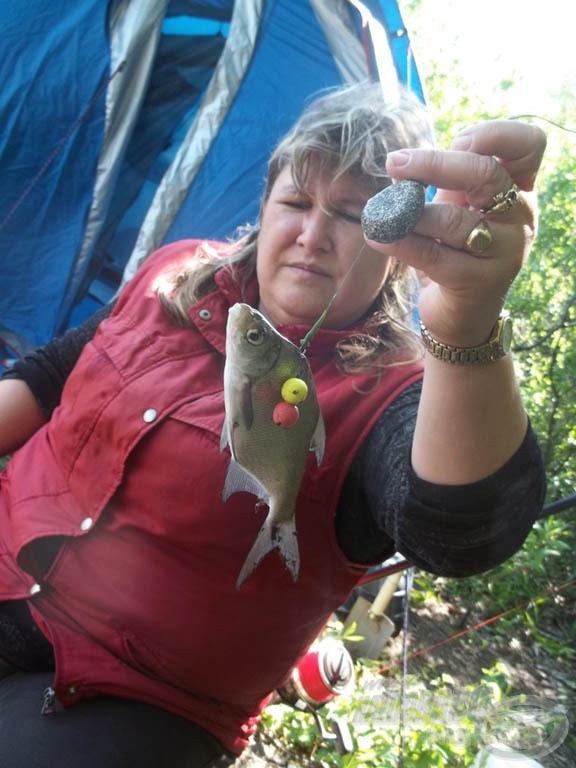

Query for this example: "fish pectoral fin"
[222,459,270,505]
[236,517,299,589]
[240,381,254,430]
[310,412,326,465]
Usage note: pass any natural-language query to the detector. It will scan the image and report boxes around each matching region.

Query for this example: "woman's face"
[256,164,392,329]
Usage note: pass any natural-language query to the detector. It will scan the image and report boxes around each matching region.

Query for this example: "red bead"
[273,401,300,428]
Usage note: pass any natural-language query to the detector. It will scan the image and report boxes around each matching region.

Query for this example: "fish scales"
[221,303,325,588]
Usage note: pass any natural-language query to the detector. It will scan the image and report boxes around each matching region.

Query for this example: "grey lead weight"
[361,179,426,243]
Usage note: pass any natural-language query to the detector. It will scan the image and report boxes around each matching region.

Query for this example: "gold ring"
[465,220,493,254]
[481,183,520,214]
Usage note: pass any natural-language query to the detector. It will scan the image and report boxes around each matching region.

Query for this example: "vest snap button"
[80,517,94,532]
[142,408,158,423]
[198,309,211,321]
[29,583,42,596]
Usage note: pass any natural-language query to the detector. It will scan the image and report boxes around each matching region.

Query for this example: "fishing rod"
[538,493,576,518]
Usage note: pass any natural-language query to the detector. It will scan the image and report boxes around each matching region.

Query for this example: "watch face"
[501,316,513,353]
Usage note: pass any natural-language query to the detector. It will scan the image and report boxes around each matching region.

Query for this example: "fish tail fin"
[236,517,299,589]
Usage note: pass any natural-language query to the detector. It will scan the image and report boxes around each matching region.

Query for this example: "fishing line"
[299,243,367,351]
[508,114,576,133]
[396,573,411,768]
[378,575,576,675]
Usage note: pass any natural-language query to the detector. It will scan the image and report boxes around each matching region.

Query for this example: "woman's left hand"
[365,120,547,348]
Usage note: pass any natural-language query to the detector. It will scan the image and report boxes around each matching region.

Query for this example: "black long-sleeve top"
[3,305,546,577]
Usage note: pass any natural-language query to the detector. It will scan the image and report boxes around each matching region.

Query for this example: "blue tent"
[0,0,424,364]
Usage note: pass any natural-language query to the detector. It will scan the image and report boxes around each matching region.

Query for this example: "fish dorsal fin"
[222,458,270,506]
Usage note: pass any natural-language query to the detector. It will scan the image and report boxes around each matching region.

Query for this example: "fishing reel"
[276,638,355,755]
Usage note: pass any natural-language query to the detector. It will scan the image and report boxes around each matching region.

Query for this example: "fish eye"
[246,327,266,346]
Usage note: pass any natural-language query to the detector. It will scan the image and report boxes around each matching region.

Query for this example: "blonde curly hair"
[158,81,434,373]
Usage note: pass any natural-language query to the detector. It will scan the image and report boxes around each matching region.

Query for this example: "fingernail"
[452,132,472,151]
[387,150,411,168]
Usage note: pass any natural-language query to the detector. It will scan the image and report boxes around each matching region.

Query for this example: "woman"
[0,82,546,766]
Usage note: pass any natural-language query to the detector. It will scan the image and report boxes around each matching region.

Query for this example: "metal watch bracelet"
[419,313,512,365]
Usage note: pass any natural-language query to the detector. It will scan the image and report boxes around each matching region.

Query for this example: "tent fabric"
[0,0,424,357]
[0,0,111,350]
[62,0,171,334]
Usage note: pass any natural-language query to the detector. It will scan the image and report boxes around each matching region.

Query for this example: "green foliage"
[412,54,576,654]
[400,0,576,669]
[402,0,576,504]
[509,142,576,500]
[261,660,514,767]
[418,507,576,675]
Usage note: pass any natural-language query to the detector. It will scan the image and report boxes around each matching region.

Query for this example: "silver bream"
[221,303,325,588]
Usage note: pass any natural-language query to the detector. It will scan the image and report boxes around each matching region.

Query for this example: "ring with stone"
[481,183,520,214]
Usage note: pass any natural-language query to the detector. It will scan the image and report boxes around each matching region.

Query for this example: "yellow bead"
[281,377,308,404]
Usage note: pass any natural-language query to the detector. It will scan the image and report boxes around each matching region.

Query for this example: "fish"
[221,302,325,589]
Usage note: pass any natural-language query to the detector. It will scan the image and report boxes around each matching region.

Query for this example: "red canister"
[278,639,355,709]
